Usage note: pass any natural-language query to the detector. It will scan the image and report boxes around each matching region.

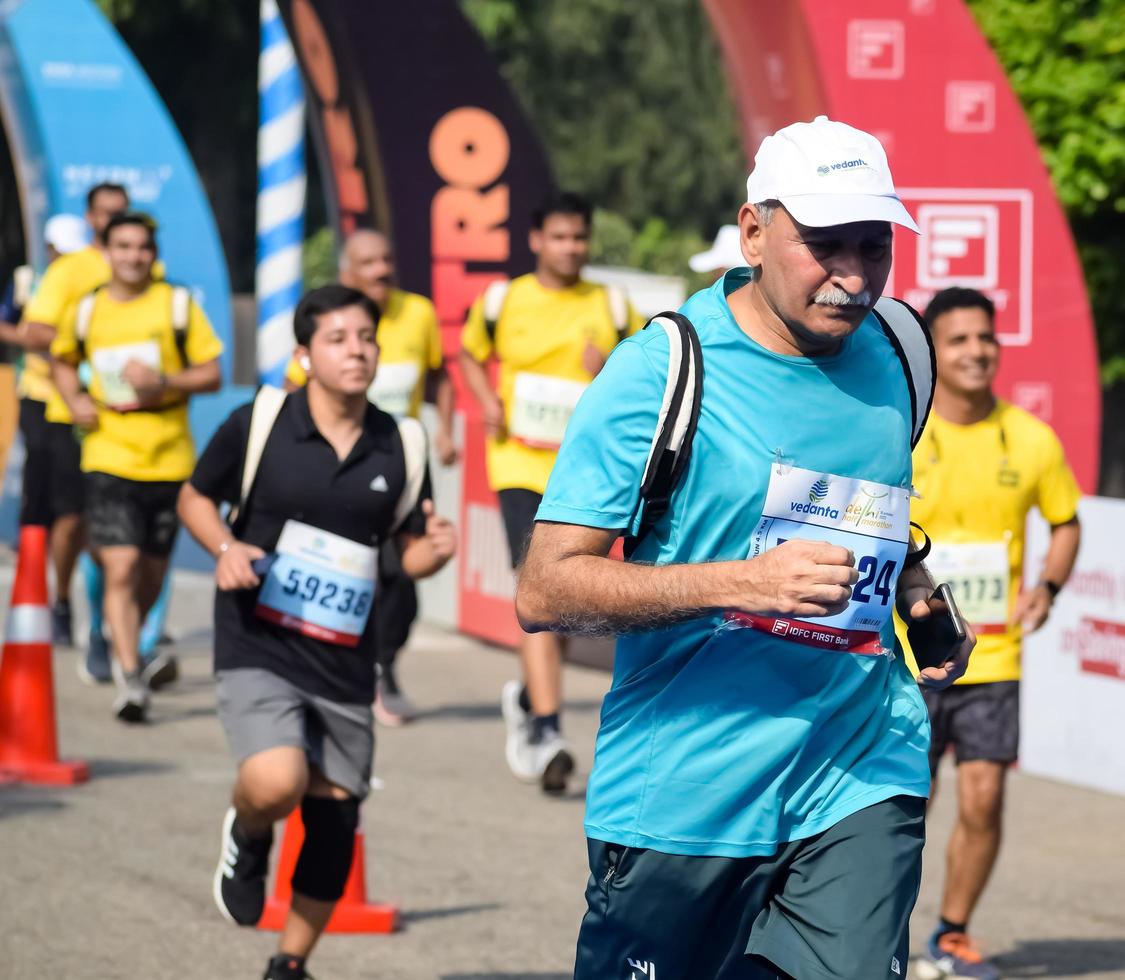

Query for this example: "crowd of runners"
[0,116,1083,980]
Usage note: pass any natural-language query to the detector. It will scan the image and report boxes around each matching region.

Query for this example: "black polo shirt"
[190,388,429,702]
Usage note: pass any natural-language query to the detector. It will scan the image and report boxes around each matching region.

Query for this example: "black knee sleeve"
[290,795,359,902]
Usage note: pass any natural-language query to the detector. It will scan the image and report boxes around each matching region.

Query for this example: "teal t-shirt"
[537,269,931,857]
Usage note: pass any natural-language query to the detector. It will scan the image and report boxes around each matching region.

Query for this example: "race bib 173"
[255,520,378,647]
[508,372,588,450]
[728,464,910,655]
[925,540,1010,633]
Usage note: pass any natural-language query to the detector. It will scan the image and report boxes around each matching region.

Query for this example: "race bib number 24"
[729,464,911,655]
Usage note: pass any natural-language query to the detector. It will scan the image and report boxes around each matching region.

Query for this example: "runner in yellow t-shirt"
[17,185,130,649]
[459,191,643,795]
[52,213,223,723]
[910,287,1081,980]
[284,229,457,725]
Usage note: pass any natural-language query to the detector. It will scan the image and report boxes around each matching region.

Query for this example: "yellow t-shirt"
[461,274,643,495]
[22,247,165,422]
[50,281,223,482]
[284,288,443,418]
[901,399,1080,684]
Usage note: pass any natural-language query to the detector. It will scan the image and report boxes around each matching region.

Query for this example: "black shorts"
[18,400,84,525]
[85,471,182,558]
[497,488,542,569]
[575,796,926,980]
[923,680,1019,772]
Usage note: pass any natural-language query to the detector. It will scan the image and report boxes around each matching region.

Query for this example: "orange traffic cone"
[258,808,398,933]
[0,525,88,785]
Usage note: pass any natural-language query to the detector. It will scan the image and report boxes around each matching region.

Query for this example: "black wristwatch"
[1040,580,1062,600]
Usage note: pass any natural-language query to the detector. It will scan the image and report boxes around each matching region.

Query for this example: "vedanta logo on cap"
[816,158,871,176]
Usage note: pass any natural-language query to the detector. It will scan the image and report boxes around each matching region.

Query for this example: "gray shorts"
[923,679,1019,773]
[215,668,374,799]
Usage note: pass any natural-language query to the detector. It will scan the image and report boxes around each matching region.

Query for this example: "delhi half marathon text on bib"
[91,340,162,411]
[368,361,419,418]
[728,464,910,655]
[509,372,588,450]
[255,520,377,647]
[924,540,1010,633]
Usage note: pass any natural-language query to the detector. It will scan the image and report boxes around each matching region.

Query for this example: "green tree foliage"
[463,0,746,275]
[966,0,1125,381]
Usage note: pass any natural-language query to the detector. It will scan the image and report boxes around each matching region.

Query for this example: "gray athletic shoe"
[374,682,418,727]
[140,651,179,691]
[113,671,149,723]
[501,680,538,782]
[77,630,112,685]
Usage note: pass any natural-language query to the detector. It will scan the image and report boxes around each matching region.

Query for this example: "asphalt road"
[1,565,1123,979]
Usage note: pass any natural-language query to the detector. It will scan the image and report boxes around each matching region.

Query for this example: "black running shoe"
[140,650,179,691]
[51,600,73,647]
[263,954,315,980]
[213,807,273,926]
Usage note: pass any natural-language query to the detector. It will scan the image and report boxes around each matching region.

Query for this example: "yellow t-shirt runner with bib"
[22,246,164,422]
[904,400,1080,684]
[461,274,643,495]
[50,281,223,482]
[284,287,442,420]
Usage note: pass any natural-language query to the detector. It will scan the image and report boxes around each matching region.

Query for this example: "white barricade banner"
[1022,496,1125,796]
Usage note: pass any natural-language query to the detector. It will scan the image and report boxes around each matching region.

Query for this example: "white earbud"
[299,356,311,371]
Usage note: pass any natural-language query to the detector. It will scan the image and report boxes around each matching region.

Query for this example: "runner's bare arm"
[176,481,265,590]
[457,347,505,437]
[432,366,458,465]
[15,320,55,352]
[121,355,221,404]
[517,522,859,636]
[49,355,98,428]
[398,500,457,580]
[1011,516,1080,632]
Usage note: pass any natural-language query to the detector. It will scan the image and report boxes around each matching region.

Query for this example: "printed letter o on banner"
[429,107,510,188]
[292,0,338,105]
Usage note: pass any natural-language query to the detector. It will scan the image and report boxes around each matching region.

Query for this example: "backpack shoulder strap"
[604,283,630,341]
[624,311,703,556]
[392,415,429,533]
[170,284,191,365]
[870,297,935,448]
[12,265,34,307]
[482,279,511,344]
[229,385,288,526]
[74,287,104,359]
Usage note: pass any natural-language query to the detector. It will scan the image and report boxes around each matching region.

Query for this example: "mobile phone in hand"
[250,553,277,578]
[907,583,967,671]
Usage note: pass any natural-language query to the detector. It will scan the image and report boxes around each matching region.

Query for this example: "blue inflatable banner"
[0,0,233,379]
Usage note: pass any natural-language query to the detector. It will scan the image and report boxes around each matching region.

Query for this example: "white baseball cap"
[43,213,89,254]
[745,116,918,233]
[688,225,745,273]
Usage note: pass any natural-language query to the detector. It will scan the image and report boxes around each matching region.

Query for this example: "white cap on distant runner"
[745,116,918,233]
[688,224,745,273]
[43,213,89,254]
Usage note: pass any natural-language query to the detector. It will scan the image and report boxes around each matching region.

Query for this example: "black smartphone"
[907,583,967,671]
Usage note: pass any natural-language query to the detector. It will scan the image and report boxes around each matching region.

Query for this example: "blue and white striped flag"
[256,0,306,385]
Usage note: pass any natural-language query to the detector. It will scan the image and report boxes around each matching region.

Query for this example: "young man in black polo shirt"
[178,285,456,980]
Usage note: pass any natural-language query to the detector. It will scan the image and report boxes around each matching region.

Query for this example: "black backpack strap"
[623,311,703,558]
[870,296,935,448]
[170,283,191,368]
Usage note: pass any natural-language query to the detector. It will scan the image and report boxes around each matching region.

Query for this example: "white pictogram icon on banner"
[947,81,996,133]
[890,189,1035,346]
[1012,382,1053,422]
[917,205,999,289]
[847,20,905,79]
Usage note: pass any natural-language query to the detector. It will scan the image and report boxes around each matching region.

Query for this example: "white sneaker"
[113,674,149,723]
[535,732,575,795]
[501,680,538,781]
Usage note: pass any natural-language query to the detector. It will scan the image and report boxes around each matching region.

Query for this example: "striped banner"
[256,0,306,385]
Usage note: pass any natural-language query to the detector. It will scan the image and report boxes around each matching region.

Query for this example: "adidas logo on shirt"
[369,475,389,492]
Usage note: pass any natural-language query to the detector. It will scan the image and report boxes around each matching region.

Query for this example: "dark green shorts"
[574,795,925,980]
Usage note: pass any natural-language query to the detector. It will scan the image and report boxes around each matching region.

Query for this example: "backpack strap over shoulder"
[170,284,191,367]
[870,296,935,448]
[604,283,630,341]
[624,311,704,557]
[482,279,510,345]
[229,385,288,527]
[74,288,102,358]
[392,415,428,533]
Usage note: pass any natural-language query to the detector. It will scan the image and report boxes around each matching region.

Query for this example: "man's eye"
[862,242,890,259]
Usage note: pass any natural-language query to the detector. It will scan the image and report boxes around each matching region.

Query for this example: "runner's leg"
[941,760,1006,925]
[99,544,144,674]
[233,745,309,837]
[139,571,172,656]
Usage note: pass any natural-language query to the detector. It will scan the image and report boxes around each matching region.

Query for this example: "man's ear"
[528,228,543,257]
[738,203,765,272]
